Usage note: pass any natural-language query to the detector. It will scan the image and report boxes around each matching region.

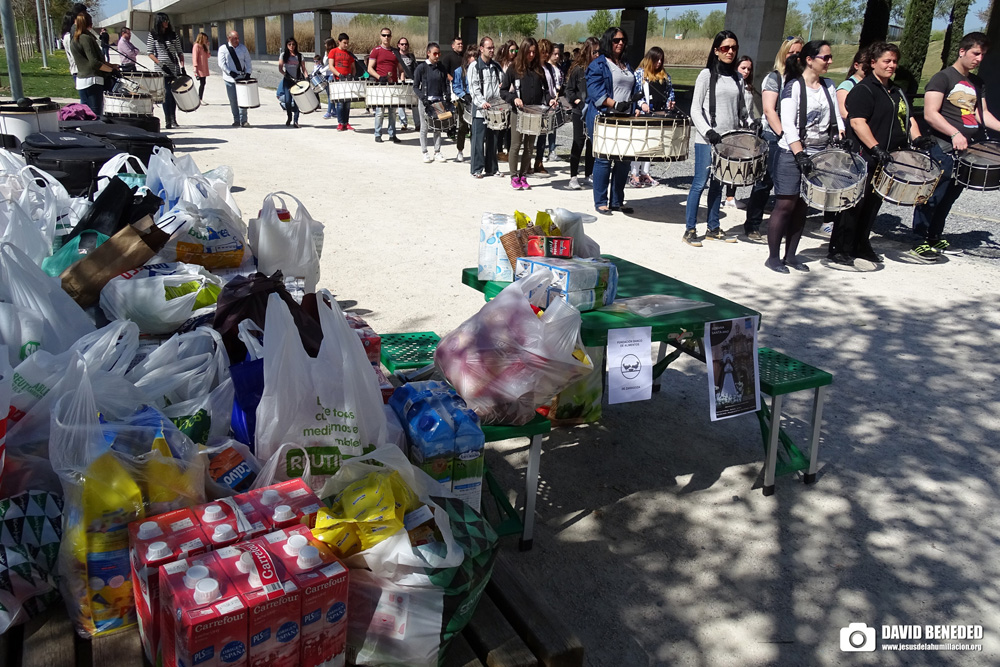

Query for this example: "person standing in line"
[468,36,505,178]
[367,27,403,143]
[99,28,109,61]
[630,46,675,188]
[683,30,750,244]
[724,55,757,205]
[585,27,641,215]
[278,37,307,128]
[327,34,356,130]
[831,42,925,265]
[909,32,1000,260]
[394,37,420,131]
[219,30,252,127]
[414,43,452,163]
[502,38,556,191]
[117,26,139,73]
[440,36,464,83]
[146,12,186,129]
[743,36,803,241]
[62,4,90,98]
[192,32,210,102]
[69,11,118,117]
[496,40,518,161]
[565,37,599,190]
[540,41,564,165]
[452,44,479,163]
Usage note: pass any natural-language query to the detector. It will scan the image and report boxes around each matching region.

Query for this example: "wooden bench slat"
[443,631,486,667]
[20,608,78,667]
[464,593,538,667]
[486,554,584,667]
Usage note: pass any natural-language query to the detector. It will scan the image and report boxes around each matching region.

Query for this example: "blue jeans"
[912,143,962,241]
[282,87,300,123]
[685,143,723,231]
[592,157,630,209]
[471,116,498,175]
[79,84,104,118]
[336,102,351,124]
[226,81,248,124]
[374,105,396,138]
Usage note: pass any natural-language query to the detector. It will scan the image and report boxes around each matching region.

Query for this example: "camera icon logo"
[840,623,876,652]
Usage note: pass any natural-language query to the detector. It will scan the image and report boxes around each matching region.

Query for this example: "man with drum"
[468,36,505,178]
[394,37,420,132]
[220,30,252,127]
[368,27,403,143]
[831,42,924,265]
[910,32,1000,261]
[117,27,138,73]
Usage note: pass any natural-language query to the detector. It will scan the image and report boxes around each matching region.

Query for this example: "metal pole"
[42,0,52,55]
[544,13,548,38]
[34,0,48,67]
[663,8,669,38]
[1,0,24,98]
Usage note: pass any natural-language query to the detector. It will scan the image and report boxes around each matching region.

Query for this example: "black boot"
[286,111,292,126]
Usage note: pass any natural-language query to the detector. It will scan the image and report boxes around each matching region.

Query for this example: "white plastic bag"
[0,243,95,353]
[252,442,315,490]
[435,269,594,425]
[93,153,145,197]
[202,165,242,219]
[150,201,252,271]
[0,302,45,366]
[255,292,387,484]
[248,192,324,293]
[550,207,601,258]
[0,198,50,265]
[0,149,28,201]
[99,262,225,335]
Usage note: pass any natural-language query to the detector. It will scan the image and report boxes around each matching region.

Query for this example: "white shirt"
[778,78,844,152]
[218,42,252,83]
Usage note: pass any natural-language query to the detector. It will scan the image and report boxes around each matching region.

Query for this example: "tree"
[647,9,663,36]
[673,10,702,38]
[587,9,615,37]
[784,4,808,38]
[702,10,726,38]
[545,18,562,39]
[978,0,994,24]
[809,0,861,38]
[941,0,972,66]
[480,14,539,40]
[859,0,891,46]
[897,0,937,96]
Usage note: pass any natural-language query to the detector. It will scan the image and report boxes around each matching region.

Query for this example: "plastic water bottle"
[450,405,485,512]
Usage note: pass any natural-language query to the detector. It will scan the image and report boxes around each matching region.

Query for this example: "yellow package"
[312,521,363,559]
[145,429,203,515]
[513,210,533,229]
[534,210,562,236]
[313,470,411,552]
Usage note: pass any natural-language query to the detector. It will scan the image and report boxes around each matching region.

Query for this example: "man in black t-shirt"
[440,37,464,82]
[910,32,1000,260]
[830,42,925,266]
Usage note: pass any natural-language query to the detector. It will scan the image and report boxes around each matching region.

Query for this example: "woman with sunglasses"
[743,36,804,241]
[278,37,307,127]
[501,38,557,190]
[585,27,642,215]
[565,36,600,190]
[684,30,752,243]
[764,40,843,273]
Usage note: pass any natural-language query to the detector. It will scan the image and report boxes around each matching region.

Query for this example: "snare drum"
[800,149,868,212]
[328,79,366,102]
[425,101,456,131]
[104,92,153,116]
[711,130,768,186]
[122,71,165,102]
[592,112,691,162]
[872,150,942,205]
[110,77,142,96]
[954,140,1000,190]
[235,78,260,109]
[365,81,418,108]
[171,75,201,112]
[515,105,559,136]
[291,81,320,114]
[309,67,329,93]
[484,100,511,131]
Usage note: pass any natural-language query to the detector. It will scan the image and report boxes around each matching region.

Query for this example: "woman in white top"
[764,40,844,273]
[683,30,752,246]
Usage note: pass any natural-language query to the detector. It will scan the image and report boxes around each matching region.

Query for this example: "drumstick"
[108,44,156,72]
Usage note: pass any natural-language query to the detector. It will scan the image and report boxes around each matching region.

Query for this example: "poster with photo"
[704,316,760,421]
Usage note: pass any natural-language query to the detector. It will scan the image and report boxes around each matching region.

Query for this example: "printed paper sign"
[704,317,760,421]
[607,327,652,404]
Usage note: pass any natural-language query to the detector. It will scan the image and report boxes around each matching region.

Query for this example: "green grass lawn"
[1,49,78,99]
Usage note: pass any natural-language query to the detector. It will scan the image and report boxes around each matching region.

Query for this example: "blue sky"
[99,2,989,32]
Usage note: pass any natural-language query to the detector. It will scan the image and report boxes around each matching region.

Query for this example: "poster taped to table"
[607,327,652,404]
[704,317,760,421]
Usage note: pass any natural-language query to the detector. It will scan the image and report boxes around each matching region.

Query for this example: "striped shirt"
[146,33,183,77]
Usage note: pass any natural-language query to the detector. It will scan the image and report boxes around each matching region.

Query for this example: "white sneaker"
[544,152,552,163]
[423,153,434,163]
[820,222,833,235]
[568,177,582,190]
[435,152,447,163]
[455,151,465,162]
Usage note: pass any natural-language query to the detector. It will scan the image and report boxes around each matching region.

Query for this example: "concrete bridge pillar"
[428,0,458,46]
[461,16,478,48]
[280,13,295,50]
[254,16,267,56]
[314,11,332,56]
[231,19,244,50]
[982,8,1000,119]
[725,0,789,93]
[619,9,648,70]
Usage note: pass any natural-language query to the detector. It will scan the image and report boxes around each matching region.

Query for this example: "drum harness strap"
[474,59,503,100]
[708,69,748,130]
[226,45,248,80]
[795,77,838,146]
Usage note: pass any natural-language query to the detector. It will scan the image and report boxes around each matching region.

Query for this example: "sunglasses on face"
[612,37,626,44]
[717,45,736,53]
[399,42,408,46]
[816,54,833,62]
[381,33,391,37]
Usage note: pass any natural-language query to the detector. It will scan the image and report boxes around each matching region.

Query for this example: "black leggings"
[570,114,593,178]
[197,76,206,99]
[767,195,807,261]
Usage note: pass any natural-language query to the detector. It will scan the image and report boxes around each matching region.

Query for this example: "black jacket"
[414,61,450,101]
[565,66,587,114]
[845,74,910,158]
[500,66,550,109]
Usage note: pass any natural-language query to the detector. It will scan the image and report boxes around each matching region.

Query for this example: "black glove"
[181,67,187,77]
[836,136,859,153]
[912,135,936,152]
[749,118,762,135]
[794,151,814,176]
[705,129,722,145]
[871,145,893,165]
[229,71,237,78]
[614,100,631,113]
[378,75,389,84]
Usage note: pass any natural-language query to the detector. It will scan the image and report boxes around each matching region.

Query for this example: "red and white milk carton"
[246,479,322,530]
[345,312,381,366]
[215,540,302,667]
[159,552,248,667]
[197,496,268,541]
[129,509,211,664]
[265,526,349,667]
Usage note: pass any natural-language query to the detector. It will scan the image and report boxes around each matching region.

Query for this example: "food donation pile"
[0,145,613,665]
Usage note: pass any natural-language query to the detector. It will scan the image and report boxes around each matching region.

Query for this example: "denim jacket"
[584,54,641,139]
